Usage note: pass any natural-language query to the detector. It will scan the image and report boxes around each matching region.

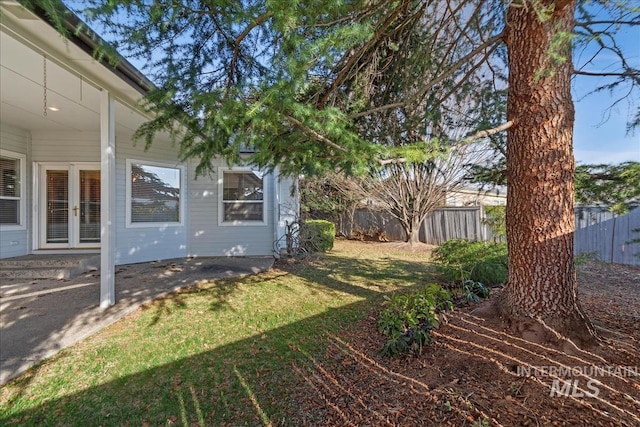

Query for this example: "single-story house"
[0,2,298,306]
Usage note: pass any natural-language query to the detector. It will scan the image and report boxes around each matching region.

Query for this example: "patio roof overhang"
[1,1,152,134]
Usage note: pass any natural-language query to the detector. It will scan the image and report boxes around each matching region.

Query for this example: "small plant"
[472,418,490,427]
[377,284,452,357]
[459,279,490,303]
[433,239,508,286]
[509,380,524,397]
[574,251,597,266]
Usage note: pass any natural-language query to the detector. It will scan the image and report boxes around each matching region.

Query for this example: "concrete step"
[0,254,99,280]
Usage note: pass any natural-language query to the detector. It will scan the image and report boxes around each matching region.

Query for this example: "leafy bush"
[377,284,452,357]
[300,219,335,252]
[433,239,508,286]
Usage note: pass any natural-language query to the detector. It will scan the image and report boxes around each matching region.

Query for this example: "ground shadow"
[0,249,440,425]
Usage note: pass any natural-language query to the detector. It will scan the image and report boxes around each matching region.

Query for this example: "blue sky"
[573,89,639,165]
[572,7,640,165]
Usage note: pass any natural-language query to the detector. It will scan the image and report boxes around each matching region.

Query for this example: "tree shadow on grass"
[0,253,440,426]
[150,253,439,317]
[1,299,372,426]
[250,254,439,299]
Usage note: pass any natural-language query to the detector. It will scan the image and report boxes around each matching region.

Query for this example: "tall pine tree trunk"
[500,0,597,346]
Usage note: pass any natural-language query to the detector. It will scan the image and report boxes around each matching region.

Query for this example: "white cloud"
[574,150,640,165]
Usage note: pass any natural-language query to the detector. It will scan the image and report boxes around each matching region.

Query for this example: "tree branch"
[284,115,348,153]
[227,12,273,88]
[349,32,504,119]
[460,120,514,144]
[576,20,640,27]
[572,69,640,78]
[378,121,513,166]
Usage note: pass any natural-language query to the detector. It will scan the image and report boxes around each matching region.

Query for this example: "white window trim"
[218,167,268,226]
[126,158,185,228]
[0,149,27,231]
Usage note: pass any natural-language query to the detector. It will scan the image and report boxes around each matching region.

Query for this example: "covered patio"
[1,1,164,307]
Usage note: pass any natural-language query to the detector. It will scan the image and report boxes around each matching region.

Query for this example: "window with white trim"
[222,171,264,222]
[127,160,182,225]
[0,150,25,228]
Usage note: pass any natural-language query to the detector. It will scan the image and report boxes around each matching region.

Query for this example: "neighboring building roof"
[446,186,506,207]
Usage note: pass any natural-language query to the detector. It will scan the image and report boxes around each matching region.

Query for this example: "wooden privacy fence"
[346,207,498,245]
[574,207,640,266]
[575,206,617,229]
[346,206,640,266]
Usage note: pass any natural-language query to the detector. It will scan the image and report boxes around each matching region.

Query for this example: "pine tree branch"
[572,69,640,78]
[349,32,504,119]
[378,121,513,166]
[227,12,273,88]
[576,20,640,27]
[460,120,514,144]
[283,114,348,153]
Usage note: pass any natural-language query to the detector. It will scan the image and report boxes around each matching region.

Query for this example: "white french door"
[38,163,101,249]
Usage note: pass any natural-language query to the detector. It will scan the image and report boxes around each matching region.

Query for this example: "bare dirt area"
[292,254,640,426]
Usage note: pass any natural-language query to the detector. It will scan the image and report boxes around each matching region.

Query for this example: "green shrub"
[300,219,335,252]
[433,239,508,286]
[377,284,452,357]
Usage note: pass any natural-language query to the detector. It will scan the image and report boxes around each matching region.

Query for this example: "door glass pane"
[46,170,68,243]
[79,170,100,243]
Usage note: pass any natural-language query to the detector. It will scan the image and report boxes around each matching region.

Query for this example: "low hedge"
[301,220,335,252]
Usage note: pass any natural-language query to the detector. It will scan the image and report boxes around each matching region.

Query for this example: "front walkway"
[0,256,274,385]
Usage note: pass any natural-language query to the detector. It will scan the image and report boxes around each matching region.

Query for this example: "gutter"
[25,2,154,95]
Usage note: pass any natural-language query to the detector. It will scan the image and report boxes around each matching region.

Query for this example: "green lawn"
[0,241,437,426]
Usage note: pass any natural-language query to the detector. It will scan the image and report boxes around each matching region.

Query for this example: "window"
[0,150,25,228]
[221,171,264,223]
[127,160,182,226]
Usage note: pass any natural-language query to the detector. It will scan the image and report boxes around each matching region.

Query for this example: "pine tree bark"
[499,0,598,347]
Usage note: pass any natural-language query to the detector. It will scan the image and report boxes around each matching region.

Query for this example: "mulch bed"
[290,261,640,426]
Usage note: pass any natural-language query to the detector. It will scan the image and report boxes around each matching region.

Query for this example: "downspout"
[272,167,280,258]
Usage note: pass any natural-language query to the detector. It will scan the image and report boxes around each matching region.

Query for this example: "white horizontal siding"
[114,131,187,264]
[0,123,30,152]
[0,123,31,258]
[30,131,100,162]
[187,158,275,256]
[0,229,28,258]
[18,124,297,261]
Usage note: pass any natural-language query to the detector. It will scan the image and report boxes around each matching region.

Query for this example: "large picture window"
[127,160,182,225]
[0,150,25,227]
[222,171,264,222]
